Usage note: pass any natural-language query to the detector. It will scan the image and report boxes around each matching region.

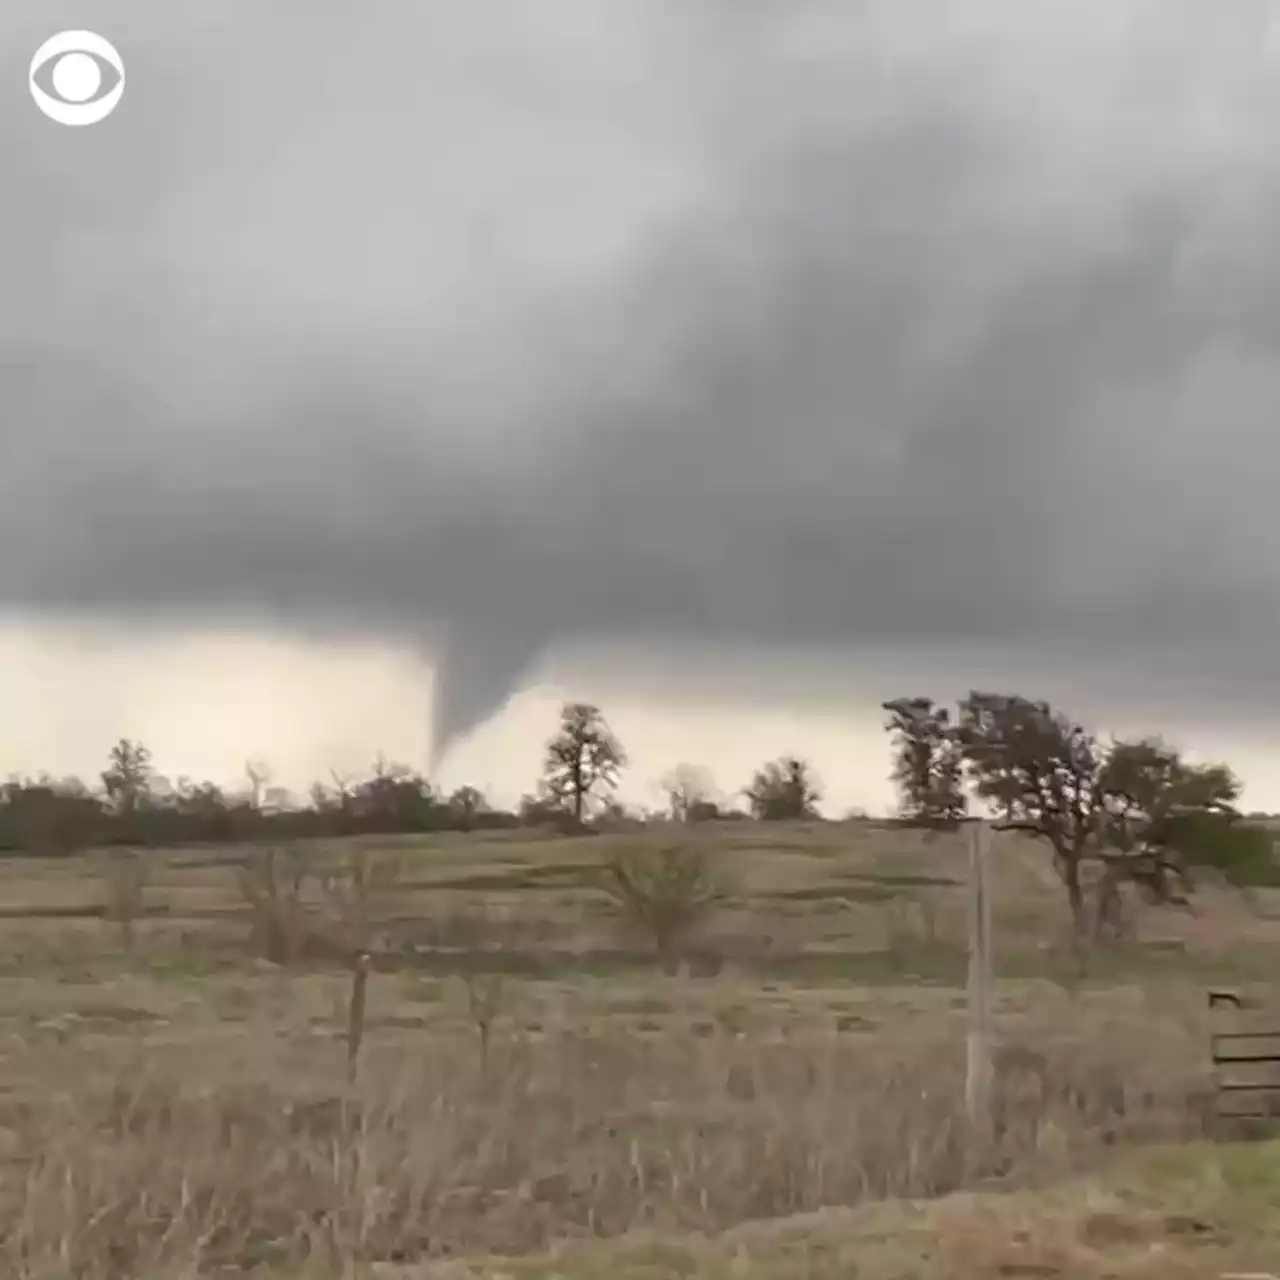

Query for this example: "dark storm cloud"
[5,0,1280,757]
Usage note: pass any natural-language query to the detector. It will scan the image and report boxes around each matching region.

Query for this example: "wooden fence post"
[966,818,993,1132]
[347,951,370,1086]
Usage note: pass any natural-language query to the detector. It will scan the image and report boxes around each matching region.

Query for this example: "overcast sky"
[5,1,1280,811]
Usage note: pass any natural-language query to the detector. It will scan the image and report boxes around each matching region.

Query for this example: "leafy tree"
[540,702,627,824]
[956,691,1276,935]
[744,756,821,821]
[958,693,1101,929]
[882,697,967,824]
[447,784,488,831]
[348,755,439,831]
[101,739,153,816]
[0,776,102,855]
[173,779,228,818]
[1092,740,1272,936]
[688,797,722,824]
[171,779,234,839]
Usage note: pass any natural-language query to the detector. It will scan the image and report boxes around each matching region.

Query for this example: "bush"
[237,847,315,963]
[600,839,724,973]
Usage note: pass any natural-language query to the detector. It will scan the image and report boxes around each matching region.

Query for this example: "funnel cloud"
[5,1,1280,766]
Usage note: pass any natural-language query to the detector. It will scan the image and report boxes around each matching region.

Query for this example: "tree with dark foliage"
[447,785,488,831]
[882,697,967,825]
[1092,739,1273,938]
[348,755,440,832]
[951,690,1275,936]
[957,692,1102,929]
[744,757,822,821]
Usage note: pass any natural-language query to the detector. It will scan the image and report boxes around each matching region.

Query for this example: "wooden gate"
[1208,990,1280,1123]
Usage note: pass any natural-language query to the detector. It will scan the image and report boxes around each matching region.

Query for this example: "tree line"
[0,702,824,855]
[3,690,1276,942]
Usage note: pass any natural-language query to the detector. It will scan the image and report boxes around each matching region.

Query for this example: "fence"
[1207,990,1280,1124]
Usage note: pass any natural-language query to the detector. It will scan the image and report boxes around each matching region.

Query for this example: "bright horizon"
[5,618,1280,819]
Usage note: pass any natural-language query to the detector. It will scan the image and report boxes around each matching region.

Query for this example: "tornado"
[427,616,549,777]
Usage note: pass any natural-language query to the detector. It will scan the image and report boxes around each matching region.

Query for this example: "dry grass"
[0,1008,1227,1275]
[0,823,1274,1277]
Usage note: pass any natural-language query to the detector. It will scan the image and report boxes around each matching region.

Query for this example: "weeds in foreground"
[345,951,371,1084]
[0,1015,1216,1277]
[458,972,512,1078]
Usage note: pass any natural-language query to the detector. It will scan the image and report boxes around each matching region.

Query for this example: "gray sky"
[5,1,1280,808]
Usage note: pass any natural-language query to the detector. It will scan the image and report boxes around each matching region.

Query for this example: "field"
[0,820,1278,1277]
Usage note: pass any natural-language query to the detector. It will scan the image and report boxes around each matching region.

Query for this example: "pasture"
[0,820,1276,1277]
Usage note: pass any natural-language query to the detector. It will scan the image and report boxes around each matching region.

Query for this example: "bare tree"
[602,839,724,973]
[244,758,273,811]
[540,702,627,824]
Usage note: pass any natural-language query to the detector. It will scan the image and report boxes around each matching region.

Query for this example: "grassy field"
[0,820,1277,1277]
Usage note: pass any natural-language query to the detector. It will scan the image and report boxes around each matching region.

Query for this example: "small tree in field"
[540,702,627,824]
[883,697,967,824]
[602,840,723,973]
[744,757,821,821]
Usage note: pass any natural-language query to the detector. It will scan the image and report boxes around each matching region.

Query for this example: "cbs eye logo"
[29,30,125,126]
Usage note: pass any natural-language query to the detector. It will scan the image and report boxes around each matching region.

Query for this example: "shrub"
[600,839,724,973]
[237,846,314,963]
